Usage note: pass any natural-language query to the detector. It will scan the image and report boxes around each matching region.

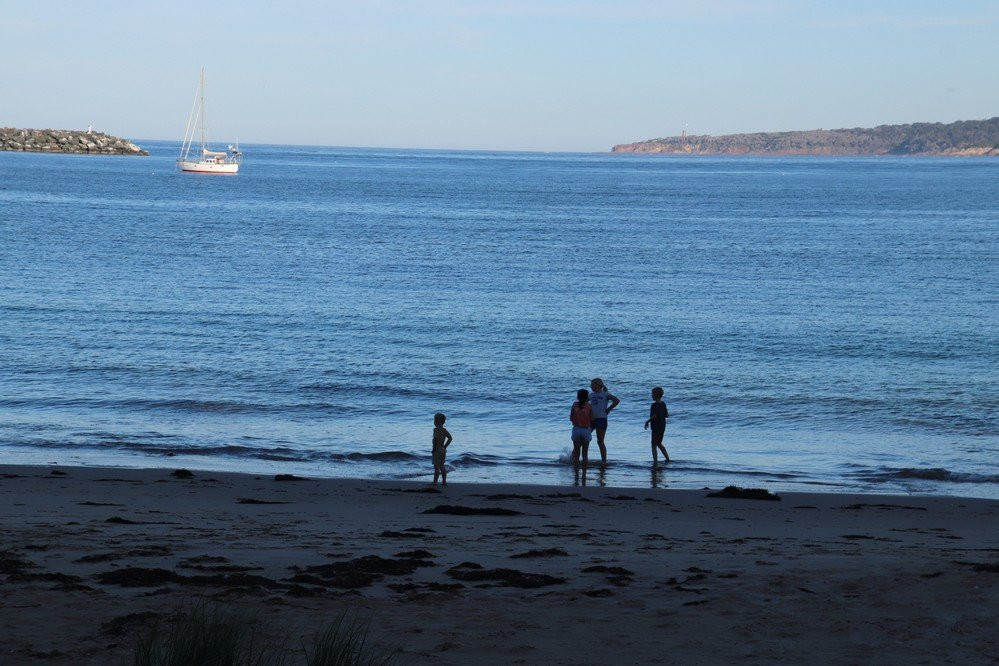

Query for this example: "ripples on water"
[0,145,996,497]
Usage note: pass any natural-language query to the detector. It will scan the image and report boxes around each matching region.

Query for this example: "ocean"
[1,143,996,498]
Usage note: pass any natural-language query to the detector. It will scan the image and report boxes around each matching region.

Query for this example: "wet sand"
[1,464,997,664]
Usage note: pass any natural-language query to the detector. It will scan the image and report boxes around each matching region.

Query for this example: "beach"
[1,464,996,664]
[3,4,997,665]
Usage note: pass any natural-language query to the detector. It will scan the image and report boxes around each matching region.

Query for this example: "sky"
[1,0,997,152]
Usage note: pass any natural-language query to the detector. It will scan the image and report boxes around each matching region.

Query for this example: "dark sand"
[1,465,997,664]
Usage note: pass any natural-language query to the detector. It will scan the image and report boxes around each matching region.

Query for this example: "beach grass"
[304,611,395,666]
[133,601,393,666]
[133,601,284,666]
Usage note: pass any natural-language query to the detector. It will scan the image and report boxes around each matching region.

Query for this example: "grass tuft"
[304,611,395,666]
[134,600,285,666]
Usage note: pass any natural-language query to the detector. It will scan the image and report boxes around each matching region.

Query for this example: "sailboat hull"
[177,160,239,174]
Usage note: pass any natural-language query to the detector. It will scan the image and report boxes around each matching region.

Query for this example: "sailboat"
[177,68,241,174]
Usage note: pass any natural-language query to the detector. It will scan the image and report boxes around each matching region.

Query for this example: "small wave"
[301,382,434,399]
[102,441,310,461]
[0,396,343,416]
[896,467,953,481]
[136,398,341,415]
[339,451,422,462]
[10,437,428,466]
[2,437,302,461]
[547,453,807,479]
[865,467,999,484]
[449,453,505,467]
[671,465,802,479]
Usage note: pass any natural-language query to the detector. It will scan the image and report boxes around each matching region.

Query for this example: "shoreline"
[1,459,992,498]
[2,463,996,663]
[5,450,996,500]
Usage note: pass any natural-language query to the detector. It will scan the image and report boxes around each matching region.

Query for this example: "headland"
[0,127,147,155]
[613,116,999,156]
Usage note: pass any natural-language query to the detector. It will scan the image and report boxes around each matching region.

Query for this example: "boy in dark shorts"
[643,386,670,463]
[432,412,453,485]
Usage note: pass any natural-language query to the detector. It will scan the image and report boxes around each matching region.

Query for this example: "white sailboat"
[177,68,241,174]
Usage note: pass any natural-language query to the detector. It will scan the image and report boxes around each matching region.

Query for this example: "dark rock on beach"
[423,505,523,516]
[510,548,569,559]
[1,127,147,155]
[706,486,781,501]
[96,567,180,587]
[236,498,290,505]
[840,503,926,511]
[183,572,282,590]
[96,566,282,591]
[101,611,159,637]
[290,554,436,590]
[104,516,144,525]
[0,551,35,574]
[380,530,423,539]
[333,555,434,576]
[74,546,172,563]
[6,571,84,586]
[446,562,566,588]
[582,565,634,576]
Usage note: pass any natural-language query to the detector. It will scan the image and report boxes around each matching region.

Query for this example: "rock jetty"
[0,128,148,155]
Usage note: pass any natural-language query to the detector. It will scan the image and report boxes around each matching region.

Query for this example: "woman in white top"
[589,377,620,465]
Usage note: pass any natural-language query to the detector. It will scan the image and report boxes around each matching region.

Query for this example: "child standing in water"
[589,378,620,465]
[644,386,670,464]
[432,412,453,485]
[570,389,593,468]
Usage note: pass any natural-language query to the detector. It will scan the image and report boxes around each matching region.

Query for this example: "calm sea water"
[1,143,997,497]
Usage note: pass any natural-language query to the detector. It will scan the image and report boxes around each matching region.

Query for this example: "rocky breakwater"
[0,128,148,155]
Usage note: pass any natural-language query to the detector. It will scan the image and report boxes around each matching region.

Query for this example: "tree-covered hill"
[612,117,999,156]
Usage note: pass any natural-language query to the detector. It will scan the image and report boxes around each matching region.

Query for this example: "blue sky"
[1,1,997,151]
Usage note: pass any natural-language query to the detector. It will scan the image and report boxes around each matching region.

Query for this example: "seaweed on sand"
[422,505,522,516]
[706,486,781,501]
[446,562,566,588]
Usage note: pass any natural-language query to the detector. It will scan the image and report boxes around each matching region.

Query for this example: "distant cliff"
[0,128,147,155]
[612,117,999,156]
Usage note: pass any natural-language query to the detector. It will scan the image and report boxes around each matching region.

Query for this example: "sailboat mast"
[179,77,199,161]
[178,67,239,173]
[199,68,206,156]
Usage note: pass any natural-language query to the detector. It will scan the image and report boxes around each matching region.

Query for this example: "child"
[589,378,620,465]
[432,412,453,485]
[570,389,592,468]
[643,386,670,464]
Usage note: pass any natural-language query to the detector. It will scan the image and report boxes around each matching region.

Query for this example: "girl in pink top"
[570,389,593,468]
